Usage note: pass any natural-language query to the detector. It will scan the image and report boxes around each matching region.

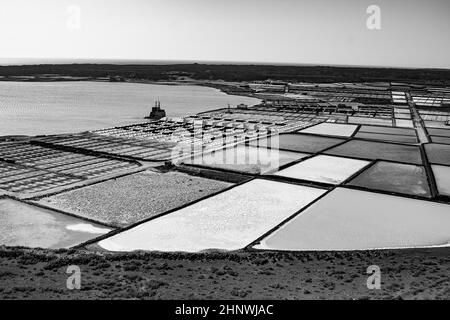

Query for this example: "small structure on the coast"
[109,75,125,82]
[145,100,166,120]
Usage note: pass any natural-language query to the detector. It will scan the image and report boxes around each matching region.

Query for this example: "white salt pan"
[183,144,307,174]
[0,199,112,249]
[254,188,450,251]
[396,119,414,128]
[274,155,370,184]
[299,123,358,137]
[98,179,326,252]
[66,223,111,234]
[432,165,450,197]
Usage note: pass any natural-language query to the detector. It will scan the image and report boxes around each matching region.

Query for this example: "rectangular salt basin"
[395,114,412,120]
[253,188,450,251]
[431,136,450,145]
[298,123,357,137]
[424,144,450,166]
[274,155,369,185]
[98,179,326,252]
[325,140,423,165]
[394,108,410,114]
[354,132,418,144]
[395,119,414,128]
[347,161,431,197]
[249,134,345,153]
[348,117,392,126]
[358,125,416,136]
[37,171,231,227]
[425,121,449,129]
[0,199,111,249]
[427,128,450,137]
[182,144,308,174]
[431,165,450,197]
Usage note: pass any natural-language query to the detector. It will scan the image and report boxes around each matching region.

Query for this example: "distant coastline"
[0,81,260,137]
[0,74,260,100]
[1,63,450,87]
[1,58,449,70]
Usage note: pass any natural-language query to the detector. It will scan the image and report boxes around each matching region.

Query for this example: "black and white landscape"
[0,0,450,304]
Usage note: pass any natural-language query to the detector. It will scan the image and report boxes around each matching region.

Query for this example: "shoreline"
[0,76,262,100]
[0,79,261,137]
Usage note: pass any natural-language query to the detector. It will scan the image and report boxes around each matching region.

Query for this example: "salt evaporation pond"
[0,199,111,248]
[359,125,416,136]
[37,170,231,227]
[253,188,450,251]
[425,121,449,129]
[98,179,326,252]
[431,136,450,144]
[348,161,431,197]
[249,134,345,153]
[325,140,423,165]
[425,144,450,166]
[427,128,450,137]
[395,119,414,128]
[183,144,309,174]
[274,155,369,184]
[354,132,418,144]
[348,117,392,127]
[298,123,357,137]
[431,165,450,197]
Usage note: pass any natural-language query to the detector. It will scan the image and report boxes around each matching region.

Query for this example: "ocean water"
[0,81,260,136]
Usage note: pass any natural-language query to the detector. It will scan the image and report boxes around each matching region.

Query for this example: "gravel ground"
[36,170,232,227]
[1,246,449,299]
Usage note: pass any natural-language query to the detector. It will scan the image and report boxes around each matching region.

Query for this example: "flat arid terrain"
[0,246,449,300]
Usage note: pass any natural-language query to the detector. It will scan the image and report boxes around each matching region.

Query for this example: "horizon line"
[0,57,449,71]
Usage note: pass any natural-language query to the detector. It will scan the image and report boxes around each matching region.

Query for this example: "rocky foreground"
[0,246,449,300]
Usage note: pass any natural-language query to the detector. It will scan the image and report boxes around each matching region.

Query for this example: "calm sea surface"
[0,81,260,136]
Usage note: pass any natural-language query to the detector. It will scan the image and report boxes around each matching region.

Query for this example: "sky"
[0,0,449,68]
